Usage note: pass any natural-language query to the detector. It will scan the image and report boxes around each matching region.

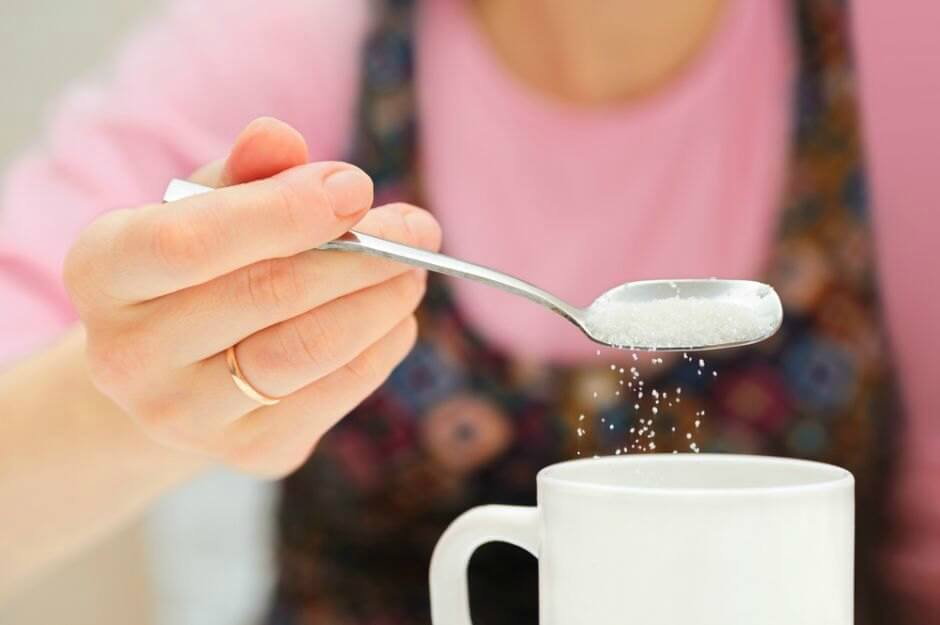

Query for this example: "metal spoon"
[165,179,783,351]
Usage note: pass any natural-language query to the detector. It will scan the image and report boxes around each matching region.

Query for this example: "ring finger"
[221,314,419,477]
[165,268,426,431]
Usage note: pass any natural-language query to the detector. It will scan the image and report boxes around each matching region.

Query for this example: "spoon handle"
[322,231,582,323]
[162,179,581,324]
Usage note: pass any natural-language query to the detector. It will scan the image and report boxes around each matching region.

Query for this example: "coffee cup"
[430,454,854,625]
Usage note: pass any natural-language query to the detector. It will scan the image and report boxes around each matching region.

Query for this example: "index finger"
[87,162,372,302]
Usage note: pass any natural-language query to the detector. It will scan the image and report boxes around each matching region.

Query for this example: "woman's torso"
[264,1,900,623]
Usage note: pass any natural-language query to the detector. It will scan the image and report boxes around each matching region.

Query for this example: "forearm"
[0,325,205,600]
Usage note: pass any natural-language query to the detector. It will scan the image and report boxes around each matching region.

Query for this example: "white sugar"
[585,295,777,350]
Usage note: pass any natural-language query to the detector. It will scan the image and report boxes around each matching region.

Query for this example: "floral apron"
[268,2,901,624]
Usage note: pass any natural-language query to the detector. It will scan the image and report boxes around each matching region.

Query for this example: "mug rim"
[537,453,854,497]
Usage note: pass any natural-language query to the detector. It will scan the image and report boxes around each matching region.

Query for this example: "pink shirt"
[419,0,792,360]
[0,0,937,612]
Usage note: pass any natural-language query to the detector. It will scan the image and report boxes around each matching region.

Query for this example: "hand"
[63,117,441,477]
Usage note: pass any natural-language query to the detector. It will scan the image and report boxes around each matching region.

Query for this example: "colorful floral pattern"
[268,2,902,624]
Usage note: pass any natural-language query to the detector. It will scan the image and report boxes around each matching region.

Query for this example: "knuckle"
[291,309,343,370]
[270,177,318,235]
[389,271,424,306]
[384,203,441,249]
[344,316,417,385]
[240,257,304,313]
[343,344,384,384]
[150,218,206,274]
[151,221,202,270]
[388,203,421,243]
[255,309,342,376]
[370,210,400,241]
[63,211,126,309]
[367,204,415,243]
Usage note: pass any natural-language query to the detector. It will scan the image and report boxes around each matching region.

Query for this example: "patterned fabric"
[268,2,901,624]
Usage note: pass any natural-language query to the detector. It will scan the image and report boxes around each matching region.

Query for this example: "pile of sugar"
[585,296,776,349]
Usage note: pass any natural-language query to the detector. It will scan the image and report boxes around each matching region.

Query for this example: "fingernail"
[323,168,372,217]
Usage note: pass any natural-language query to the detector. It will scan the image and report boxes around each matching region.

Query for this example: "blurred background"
[0,3,273,625]
[1,1,145,167]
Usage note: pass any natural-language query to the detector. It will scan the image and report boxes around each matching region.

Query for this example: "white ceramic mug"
[430,454,854,625]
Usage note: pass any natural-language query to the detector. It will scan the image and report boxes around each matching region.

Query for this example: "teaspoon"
[165,179,783,351]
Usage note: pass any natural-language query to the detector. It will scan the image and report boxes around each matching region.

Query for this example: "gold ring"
[226,345,281,406]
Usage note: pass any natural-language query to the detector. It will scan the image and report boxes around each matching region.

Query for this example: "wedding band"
[226,345,281,406]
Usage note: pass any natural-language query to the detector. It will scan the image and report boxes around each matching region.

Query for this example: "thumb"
[189,117,310,188]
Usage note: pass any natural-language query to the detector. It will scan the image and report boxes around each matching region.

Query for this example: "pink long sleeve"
[853,3,940,616]
[0,0,367,364]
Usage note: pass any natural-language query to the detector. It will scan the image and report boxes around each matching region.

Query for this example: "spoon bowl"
[580,279,783,351]
[165,179,784,352]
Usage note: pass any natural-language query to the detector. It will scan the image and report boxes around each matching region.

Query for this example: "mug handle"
[430,505,540,625]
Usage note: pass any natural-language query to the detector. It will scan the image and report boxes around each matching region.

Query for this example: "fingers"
[65,116,315,310]
[224,315,419,477]
[68,161,374,305]
[141,203,441,365]
[190,117,310,188]
[222,117,309,184]
[68,116,427,480]
[236,269,425,398]
[171,268,426,429]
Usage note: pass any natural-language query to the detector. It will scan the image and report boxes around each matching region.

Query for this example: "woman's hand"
[62,117,441,477]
